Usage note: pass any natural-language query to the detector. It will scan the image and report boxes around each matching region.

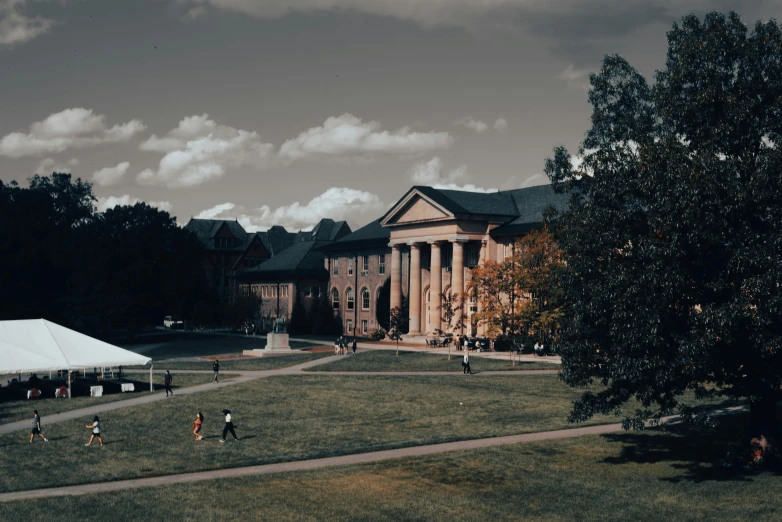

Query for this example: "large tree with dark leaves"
[65,202,208,334]
[546,12,782,439]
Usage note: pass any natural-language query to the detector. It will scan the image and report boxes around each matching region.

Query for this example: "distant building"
[233,219,351,329]
[322,184,570,337]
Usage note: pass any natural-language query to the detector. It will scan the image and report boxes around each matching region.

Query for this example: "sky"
[0,0,778,232]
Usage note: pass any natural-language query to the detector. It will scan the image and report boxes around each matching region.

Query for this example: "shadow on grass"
[600,408,782,483]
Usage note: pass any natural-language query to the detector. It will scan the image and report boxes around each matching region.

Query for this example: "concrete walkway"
[0,403,750,503]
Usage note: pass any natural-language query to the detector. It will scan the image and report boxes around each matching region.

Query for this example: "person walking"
[29,410,48,443]
[164,370,174,397]
[85,415,104,447]
[192,412,204,441]
[220,409,239,442]
[463,350,472,375]
[212,360,220,383]
[352,338,357,355]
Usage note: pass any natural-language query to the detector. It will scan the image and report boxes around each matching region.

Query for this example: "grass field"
[0,415,778,521]
[0,373,222,424]
[308,350,558,372]
[121,333,321,361]
[159,352,332,371]
[0,373,637,493]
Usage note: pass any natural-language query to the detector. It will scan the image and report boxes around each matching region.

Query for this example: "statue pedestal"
[265,333,291,350]
[243,333,292,357]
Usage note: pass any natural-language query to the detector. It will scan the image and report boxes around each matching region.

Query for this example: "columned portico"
[408,242,422,334]
[450,236,468,335]
[390,243,403,310]
[428,239,442,333]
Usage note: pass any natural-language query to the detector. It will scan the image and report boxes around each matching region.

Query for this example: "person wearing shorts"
[29,410,47,443]
[85,415,104,447]
[192,412,204,441]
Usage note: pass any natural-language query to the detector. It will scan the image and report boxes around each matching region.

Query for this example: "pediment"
[383,193,453,226]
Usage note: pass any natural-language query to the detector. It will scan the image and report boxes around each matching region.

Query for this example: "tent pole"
[67,370,71,399]
[150,364,153,392]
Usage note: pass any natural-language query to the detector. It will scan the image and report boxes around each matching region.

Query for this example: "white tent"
[0,319,151,373]
[0,319,153,395]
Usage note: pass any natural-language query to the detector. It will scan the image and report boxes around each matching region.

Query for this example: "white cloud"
[558,65,592,91]
[196,188,384,232]
[92,161,130,187]
[36,157,79,174]
[409,156,496,193]
[195,202,236,219]
[455,117,488,134]
[493,117,508,132]
[0,0,56,46]
[278,113,453,161]
[0,108,146,158]
[96,195,172,213]
[138,114,274,188]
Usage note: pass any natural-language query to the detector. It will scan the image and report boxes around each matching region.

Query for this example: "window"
[282,286,288,297]
[252,285,260,296]
[346,288,355,310]
[379,254,385,274]
[468,245,479,267]
[240,284,250,297]
[504,243,512,259]
[361,288,370,310]
[332,258,339,276]
[361,255,369,275]
[332,288,340,309]
[261,286,268,298]
[362,320,368,334]
[346,319,353,334]
[348,258,354,276]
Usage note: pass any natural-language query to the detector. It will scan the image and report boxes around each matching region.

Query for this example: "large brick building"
[184,219,299,303]
[233,218,350,329]
[323,184,570,337]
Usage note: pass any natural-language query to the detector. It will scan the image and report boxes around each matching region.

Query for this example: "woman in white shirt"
[220,409,239,442]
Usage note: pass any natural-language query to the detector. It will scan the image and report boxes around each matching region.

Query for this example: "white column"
[390,243,402,310]
[429,240,442,334]
[450,237,467,335]
[408,242,422,334]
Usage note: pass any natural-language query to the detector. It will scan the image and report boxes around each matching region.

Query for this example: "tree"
[545,12,782,441]
[375,278,391,330]
[286,291,309,335]
[388,306,404,356]
[439,291,466,360]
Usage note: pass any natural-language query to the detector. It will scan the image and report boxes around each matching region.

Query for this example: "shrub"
[368,329,386,341]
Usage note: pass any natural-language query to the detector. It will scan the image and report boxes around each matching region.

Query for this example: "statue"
[273,316,285,334]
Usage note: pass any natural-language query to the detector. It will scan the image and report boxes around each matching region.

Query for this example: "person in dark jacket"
[213,360,220,383]
[352,338,357,355]
[164,370,174,396]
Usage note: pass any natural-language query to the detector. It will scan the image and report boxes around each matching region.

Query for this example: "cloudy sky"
[0,0,777,232]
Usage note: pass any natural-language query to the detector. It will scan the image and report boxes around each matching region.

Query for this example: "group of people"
[28,408,239,446]
[191,410,240,442]
[334,336,357,355]
[28,410,103,446]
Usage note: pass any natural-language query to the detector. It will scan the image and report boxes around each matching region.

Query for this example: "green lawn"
[0,374,625,493]
[307,349,559,372]
[121,333,321,361]
[0,373,232,425]
[159,352,332,371]
[0,416,778,521]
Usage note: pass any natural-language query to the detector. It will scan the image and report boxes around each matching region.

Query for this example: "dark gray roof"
[185,218,248,250]
[489,184,572,236]
[319,218,389,252]
[237,240,328,281]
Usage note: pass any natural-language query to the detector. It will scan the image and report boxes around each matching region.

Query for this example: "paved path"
[0,404,749,502]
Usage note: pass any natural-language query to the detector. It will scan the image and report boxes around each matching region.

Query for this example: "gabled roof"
[319,218,390,252]
[237,240,328,281]
[185,218,248,248]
